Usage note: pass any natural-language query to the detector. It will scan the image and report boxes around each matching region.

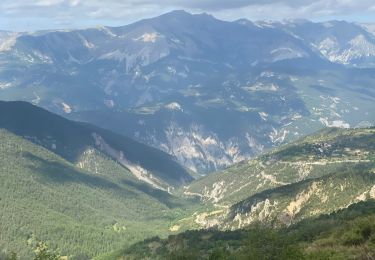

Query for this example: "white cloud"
[34,0,64,7]
[0,0,374,31]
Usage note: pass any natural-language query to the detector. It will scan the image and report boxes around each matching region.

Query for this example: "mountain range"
[1,11,374,173]
[0,10,375,259]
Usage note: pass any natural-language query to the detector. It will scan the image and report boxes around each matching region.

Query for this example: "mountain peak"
[156,10,218,23]
[160,10,191,18]
[235,18,254,26]
[164,10,191,16]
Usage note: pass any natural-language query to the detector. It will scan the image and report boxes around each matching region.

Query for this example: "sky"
[1,0,375,32]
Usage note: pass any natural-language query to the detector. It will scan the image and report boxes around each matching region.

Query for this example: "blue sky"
[1,0,374,31]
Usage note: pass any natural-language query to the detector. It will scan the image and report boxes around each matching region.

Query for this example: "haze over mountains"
[0,11,375,173]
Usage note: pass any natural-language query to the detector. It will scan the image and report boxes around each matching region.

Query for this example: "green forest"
[0,109,374,259]
[118,200,375,259]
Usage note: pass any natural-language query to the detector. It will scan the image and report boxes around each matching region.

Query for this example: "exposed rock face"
[184,128,375,230]
[152,123,260,173]
[370,185,375,199]
[92,133,169,191]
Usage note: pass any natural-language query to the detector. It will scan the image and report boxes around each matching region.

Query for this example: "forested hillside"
[0,129,198,259]
[118,200,375,259]
[0,101,193,189]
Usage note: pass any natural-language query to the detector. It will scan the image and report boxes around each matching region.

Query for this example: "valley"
[0,101,373,259]
[0,9,374,260]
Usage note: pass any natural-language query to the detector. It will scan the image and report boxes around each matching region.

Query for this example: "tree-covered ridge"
[265,127,375,161]
[118,200,375,260]
[0,101,193,188]
[0,129,198,259]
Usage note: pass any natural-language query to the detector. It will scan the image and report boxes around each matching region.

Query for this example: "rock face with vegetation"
[118,200,375,260]
[184,127,375,229]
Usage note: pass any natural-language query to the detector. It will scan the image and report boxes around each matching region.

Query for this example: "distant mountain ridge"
[0,11,374,173]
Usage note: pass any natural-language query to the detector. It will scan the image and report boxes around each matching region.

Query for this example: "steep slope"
[0,11,375,173]
[0,129,198,259]
[254,19,375,67]
[0,101,192,189]
[186,127,375,204]
[185,127,375,228]
[363,23,375,37]
[117,200,375,260]
[224,168,375,229]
